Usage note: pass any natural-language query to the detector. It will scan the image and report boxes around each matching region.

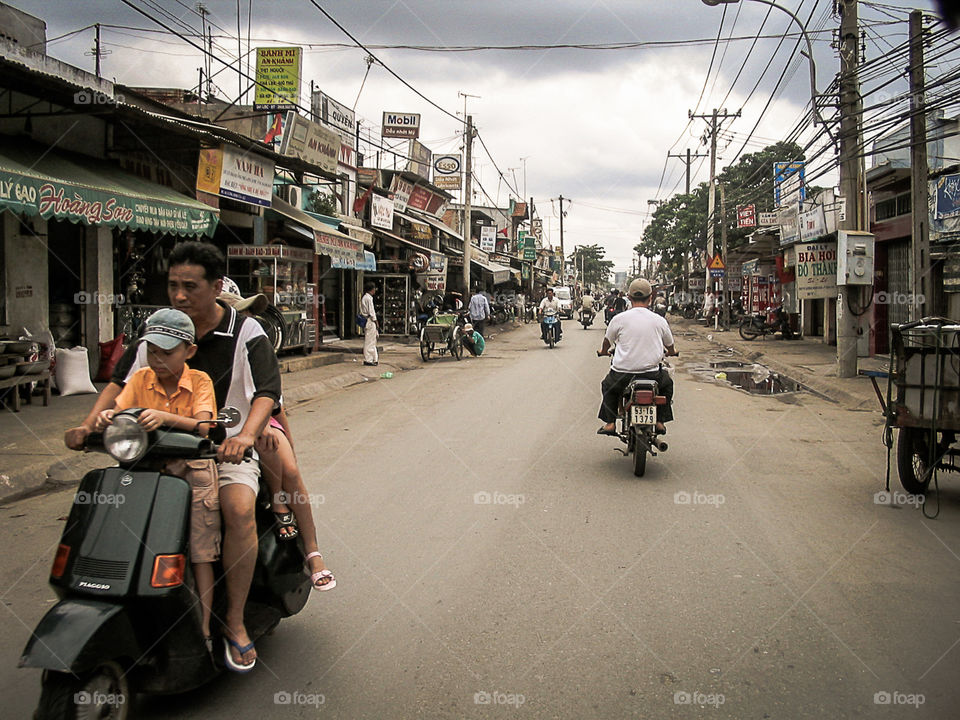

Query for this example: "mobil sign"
[382,112,421,139]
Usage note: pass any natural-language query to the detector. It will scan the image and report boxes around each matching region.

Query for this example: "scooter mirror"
[218,407,241,428]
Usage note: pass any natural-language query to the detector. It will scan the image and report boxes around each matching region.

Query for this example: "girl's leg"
[256,438,297,539]
[194,562,214,638]
[272,433,332,582]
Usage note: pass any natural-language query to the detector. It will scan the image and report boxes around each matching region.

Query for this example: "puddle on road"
[686,359,804,395]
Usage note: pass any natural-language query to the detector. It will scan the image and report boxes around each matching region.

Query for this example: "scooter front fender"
[19,598,140,673]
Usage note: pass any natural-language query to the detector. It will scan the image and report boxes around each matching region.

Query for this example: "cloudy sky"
[11,0,946,271]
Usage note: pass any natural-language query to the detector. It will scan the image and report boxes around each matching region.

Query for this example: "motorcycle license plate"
[631,405,656,426]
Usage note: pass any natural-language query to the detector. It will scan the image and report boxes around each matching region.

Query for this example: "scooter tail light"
[634,390,655,404]
[151,554,186,588]
[51,544,70,578]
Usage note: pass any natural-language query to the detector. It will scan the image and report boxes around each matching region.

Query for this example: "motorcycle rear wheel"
[632,430,647,477]
[37,662,130,720]
[738,322,761,341]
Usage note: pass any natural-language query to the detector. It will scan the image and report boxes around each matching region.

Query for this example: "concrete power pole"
[909,9,930,320]
[668,148,708,299]
[463,114,474,292]
[720,182,729,329]
[558,195,566,282]
[690,109,739,294]
[836,0,863,377]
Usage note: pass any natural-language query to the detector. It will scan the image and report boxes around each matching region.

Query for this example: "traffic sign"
[708,254,725,270]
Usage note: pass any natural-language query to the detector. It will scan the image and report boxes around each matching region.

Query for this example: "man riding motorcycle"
[597,278,677,436]
[579,289,596,324]
[604,288,627,324]
[539,287,563,341]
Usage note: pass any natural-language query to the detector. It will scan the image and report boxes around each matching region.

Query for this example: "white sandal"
[303,551,336,591]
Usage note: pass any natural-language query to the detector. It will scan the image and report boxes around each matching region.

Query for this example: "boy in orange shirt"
[94,308,220,649]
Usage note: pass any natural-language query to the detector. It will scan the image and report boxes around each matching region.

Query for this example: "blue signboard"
[774,161,806,208]
[936,173,960,219]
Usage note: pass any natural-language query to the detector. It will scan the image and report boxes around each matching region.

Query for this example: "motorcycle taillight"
[151,554,185,588]
[51,544,70,578]
[634,390,655,404]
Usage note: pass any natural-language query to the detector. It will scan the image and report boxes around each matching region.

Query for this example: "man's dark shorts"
[599,367,674,424]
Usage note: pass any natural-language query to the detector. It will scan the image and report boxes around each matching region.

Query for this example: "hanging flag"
[264,112,283,143]
[497,227,509,236]
[353,182,374,215]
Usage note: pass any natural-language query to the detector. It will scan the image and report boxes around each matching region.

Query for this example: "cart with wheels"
[877,318,960,513]
[419,313,463,362]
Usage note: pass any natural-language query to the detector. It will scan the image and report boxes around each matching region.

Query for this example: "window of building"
[875,192,911,222]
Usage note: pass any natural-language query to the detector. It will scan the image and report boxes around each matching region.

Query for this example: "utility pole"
[94,24,102,77]
[689,109,740,294]
[558,195,566,283]
[909,9,930,320]
[836,0,863,377]
[462,114,474,292]
[668,148,708,299]
[720,182,729,329]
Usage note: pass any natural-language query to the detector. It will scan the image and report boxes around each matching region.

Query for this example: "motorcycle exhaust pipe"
[655,440,668,452]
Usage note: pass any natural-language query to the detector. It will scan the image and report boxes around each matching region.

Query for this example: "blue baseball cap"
[141,308,196,350]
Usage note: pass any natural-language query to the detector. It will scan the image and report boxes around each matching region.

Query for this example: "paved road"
[2,321,959,718]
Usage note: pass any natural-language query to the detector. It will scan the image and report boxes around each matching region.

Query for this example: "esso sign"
[434,155,461,174]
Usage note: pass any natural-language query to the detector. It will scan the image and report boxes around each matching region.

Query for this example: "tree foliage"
[637,141,806,283]
[568,244,614,288]
[307,189,339,216]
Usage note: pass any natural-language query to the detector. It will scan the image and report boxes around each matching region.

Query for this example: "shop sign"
[758,211,779,226]
[407,184,432,211]
[491,252,513,266]
[198,145,274,208]
[795,241,838,300]
[936,173,960,219]
[447,255,464,267]
[774,161,805,208]
[382,112,420,139]
[371,194,394,230]
[726,276,742,291]
[0,168,218,237]
[315,230,364,268]
[799,205,827,241]
[418,252,447,292]
[227,244,313,262]
[432,154,461,190]
[408,219,432,241]
[480,226,496,253]
[254,47,301,111]
[532,218,542,239]
[390,175,414,212]
[741,259,759,277]
[279,113,340,175]
[688,276,705,290]
[358,168,381,187]
[522,263,530,280]
[737,204,756,228]
[407,140,432,180]
[778,203,800,246]
[311,90,356,149]
[426,192,447,217]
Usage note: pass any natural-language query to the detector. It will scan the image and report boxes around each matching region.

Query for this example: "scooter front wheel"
[36,661,130,720]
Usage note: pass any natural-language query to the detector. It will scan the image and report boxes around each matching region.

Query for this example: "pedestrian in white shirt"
[360,281,379,366]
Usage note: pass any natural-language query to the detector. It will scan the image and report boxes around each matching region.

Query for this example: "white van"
[552,286,574,318]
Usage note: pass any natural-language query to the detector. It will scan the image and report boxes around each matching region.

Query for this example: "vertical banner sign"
[382,112,421,139]
[407,140,432,180]
[736,204,756,228]
[935,173,960,219]
[774,161,805,208]
[312,90,356,149]
[254,47,301,110]
[371,194,394,230]
[480,226,496,253]
[389,175,414,212]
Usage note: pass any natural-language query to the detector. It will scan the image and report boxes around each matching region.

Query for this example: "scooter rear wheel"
[36,661,130,720]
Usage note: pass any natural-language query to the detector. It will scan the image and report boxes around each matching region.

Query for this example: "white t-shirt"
[604,306,674,373]
[539,297,560,314]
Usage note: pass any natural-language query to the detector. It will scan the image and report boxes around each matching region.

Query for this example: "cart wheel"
[897,428,935,494]
[419,328,431,362]
[451,327,463,360]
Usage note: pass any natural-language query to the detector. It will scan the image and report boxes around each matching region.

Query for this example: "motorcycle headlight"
[103,413,149,464]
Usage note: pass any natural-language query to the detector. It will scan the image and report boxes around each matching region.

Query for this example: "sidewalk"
[0,322,520,504]
[676,318,888,410]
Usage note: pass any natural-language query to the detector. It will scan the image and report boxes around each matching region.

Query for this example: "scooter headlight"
[103,413,149,463]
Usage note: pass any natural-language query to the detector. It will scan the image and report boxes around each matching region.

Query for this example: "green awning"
[0,137,218,237]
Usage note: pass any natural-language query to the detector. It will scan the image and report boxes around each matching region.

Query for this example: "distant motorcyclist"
[579,289,596,323]
[604,289,627,324]
[597,278,677,436]
[538,287,563,341]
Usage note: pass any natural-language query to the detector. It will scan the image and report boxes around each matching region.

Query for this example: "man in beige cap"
[597,278,677,435]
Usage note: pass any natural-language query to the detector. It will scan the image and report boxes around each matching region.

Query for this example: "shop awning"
[372,227,435,256]
[0,136,218,236]
[471,256,513,285]
[267,196,365,268]
[406,209,463,241]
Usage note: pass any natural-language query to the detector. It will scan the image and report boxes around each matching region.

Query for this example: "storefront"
[0,136,218,360]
